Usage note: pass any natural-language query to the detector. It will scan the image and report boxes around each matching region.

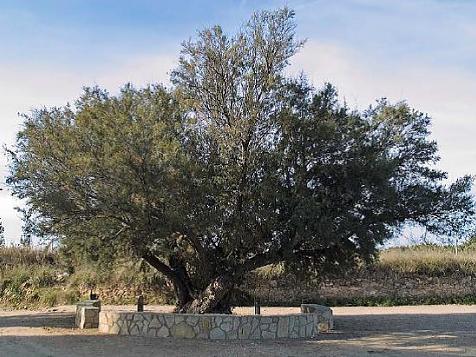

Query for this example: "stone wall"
[99,305,333,340]
[248,270,476,306]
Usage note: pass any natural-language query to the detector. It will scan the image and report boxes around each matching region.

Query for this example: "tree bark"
[183,274,234,314]
[144,249,285,314]
[142,253,192,308]
[178,252,285,313]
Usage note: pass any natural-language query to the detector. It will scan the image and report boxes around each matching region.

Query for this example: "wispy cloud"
[0,0,475,244]
[0,53,176,242]
[290,40,476,181]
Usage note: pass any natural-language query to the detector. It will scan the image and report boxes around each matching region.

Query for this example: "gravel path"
[1,305,476,356]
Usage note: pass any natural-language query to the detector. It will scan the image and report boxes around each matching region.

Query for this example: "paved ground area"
[1,305,476,356]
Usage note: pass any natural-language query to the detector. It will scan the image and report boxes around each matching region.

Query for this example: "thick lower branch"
[142,252,192,307]
[182,229,214,277]
[169,254,195,297]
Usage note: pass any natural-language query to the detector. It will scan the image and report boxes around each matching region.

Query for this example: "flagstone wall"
[98,305,333,340]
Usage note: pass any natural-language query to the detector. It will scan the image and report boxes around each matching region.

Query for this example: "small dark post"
[89,289,98,300]
[137,294,144,312]
[254,299,261,315]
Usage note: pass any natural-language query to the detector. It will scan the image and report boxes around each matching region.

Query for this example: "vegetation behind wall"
[2,243,476,309]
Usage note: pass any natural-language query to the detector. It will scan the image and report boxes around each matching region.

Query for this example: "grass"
[254,244,476,280]
[0,246,172,308]
[0,246,58,267]
[377,245,476,276]
[1,243,476,309]
[0,246,61,308]
[250,243,476,308]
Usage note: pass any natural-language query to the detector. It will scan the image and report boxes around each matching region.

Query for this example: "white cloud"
[289,40,476,181]
[1,40,475,244]
[0,53,176,148]
[0,54,175,243]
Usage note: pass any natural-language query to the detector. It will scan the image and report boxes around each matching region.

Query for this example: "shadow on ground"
[0,312,74,328]
[335,312,476,333]
[0,310,475,356]
[318,313,476,356]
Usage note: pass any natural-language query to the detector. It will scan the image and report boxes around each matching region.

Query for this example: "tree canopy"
[6,8,474,313]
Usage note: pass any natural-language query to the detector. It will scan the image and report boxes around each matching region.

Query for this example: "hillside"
[1,245,476,309]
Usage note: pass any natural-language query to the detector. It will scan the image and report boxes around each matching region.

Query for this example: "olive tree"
[7,8,474,313]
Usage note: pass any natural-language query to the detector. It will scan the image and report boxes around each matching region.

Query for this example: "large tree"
[0,220,4,247]
[7,8,474,313]
[0,188,5,246]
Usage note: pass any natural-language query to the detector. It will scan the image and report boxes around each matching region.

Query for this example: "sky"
[0,0,475,244]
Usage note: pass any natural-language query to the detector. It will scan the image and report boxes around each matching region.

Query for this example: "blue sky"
[1,0,475,244]
[1,0,474,70]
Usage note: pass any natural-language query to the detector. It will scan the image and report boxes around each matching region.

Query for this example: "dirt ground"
[1,305,476,356]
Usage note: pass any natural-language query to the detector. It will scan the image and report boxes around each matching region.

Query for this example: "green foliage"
[6,8,475,311]
[0,264,58,307]
[19,207,34,246]
[461,236,476,250]
[3,245,476,309]
[0,247,171,308]
[8,84,187,260]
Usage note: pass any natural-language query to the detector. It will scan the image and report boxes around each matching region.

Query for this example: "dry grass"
[0,246,173,309]
[377,245,476,276]
[254,244,476,278]
[0,246,58,267]
[2,244,476,308]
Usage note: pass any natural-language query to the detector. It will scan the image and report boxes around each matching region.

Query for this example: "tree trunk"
[143,253,235,313]
[143,251,274,314]
[179,275,234,314]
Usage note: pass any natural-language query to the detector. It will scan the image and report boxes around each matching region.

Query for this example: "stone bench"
[75,300,101,329]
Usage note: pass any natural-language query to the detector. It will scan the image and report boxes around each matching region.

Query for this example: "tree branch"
[142,252,192,306]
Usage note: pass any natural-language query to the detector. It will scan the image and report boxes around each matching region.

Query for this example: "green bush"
[39,288,58,307]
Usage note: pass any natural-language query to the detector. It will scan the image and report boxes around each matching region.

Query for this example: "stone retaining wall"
[99,305,332,340]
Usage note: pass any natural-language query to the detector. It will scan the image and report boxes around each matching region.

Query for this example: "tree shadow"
[0,332,472,357]
[0,311,475,356]
[333,312,476,333]
[315,312,476,355]
[0,311,75,328]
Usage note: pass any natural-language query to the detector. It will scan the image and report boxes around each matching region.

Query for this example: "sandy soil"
[1,304,476,356]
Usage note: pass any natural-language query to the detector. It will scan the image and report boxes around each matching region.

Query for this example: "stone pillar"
[300,304,334,333]
[75,300,101,329]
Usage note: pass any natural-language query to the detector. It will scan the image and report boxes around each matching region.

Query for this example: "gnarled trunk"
[144,251,272,313]
[179,275,234,314]
[143,253,235,313]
